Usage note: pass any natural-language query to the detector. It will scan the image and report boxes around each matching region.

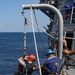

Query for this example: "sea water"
[0,32,48,75]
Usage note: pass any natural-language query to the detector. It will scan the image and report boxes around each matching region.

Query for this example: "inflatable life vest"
[18,60,36,74]
[18,58,25,72]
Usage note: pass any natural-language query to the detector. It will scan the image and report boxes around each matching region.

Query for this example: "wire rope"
[22,12,75,44]
[23,17,55,39]
[33,9,46,50]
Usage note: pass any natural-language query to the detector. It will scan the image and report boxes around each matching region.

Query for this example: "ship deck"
[67,66,75,75]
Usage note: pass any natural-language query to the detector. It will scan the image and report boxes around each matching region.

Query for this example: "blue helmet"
[46,49,55,55]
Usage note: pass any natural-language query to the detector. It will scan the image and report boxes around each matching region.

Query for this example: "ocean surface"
[0,32,48,75]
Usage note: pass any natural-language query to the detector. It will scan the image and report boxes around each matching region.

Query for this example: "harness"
[18,59,36,75]
[25,62,36,74]
[63,45,69,50]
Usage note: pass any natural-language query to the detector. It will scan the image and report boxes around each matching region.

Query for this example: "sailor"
[63,49,75,55]
[61,38,75,55]
[17,54,36,75]
[54,37,69,55]
[54,37,75,55]
[41,49,61,75]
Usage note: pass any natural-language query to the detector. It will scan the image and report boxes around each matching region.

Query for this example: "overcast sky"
[0,0,50,32]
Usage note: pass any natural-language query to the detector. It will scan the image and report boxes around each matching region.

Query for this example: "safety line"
[24,17,55,39]
[30,6,42,75]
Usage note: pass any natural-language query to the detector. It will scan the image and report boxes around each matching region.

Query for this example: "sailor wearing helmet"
[41,49,61,75]
[17,54,36,75]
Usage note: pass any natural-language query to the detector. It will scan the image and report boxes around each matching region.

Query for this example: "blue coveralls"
[45,56,61,74]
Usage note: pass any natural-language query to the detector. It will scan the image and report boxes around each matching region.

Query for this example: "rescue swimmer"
[15,54,36,75]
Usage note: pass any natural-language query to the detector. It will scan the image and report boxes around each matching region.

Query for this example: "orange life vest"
[18,58,25,72]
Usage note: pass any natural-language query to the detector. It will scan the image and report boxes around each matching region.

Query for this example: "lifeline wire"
[30,6,42,75]
[22,15,75,40]
[24,17,55,39]
[64,36,75,40]
[21,10,54,39]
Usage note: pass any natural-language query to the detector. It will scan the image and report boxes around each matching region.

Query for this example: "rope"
[33,9,46,50]
[64,36,75,40]
[23,17,55,39]
[21,11,27,57]
[30,6,42,75]
[22,11,54,39]
[22,10,28,75]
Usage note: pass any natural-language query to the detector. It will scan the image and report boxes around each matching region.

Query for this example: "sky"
[0,0,50,32]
